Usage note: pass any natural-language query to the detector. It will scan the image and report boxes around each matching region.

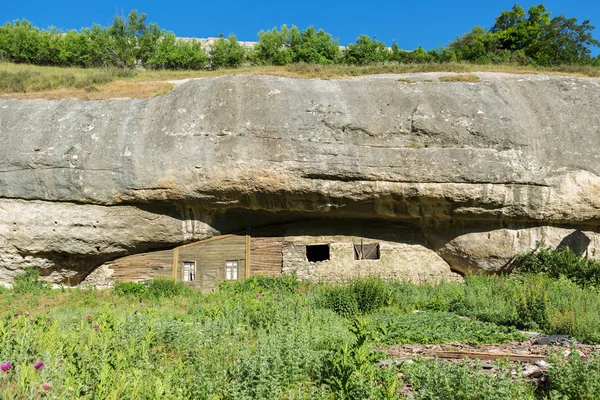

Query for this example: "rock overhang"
[1,72,599,284]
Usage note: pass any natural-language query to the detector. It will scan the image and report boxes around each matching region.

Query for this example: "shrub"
[113,281,147,297]
[342,35,389,65]
[11,267,50,294]
[289,26,340,64]
[401,359,536,399]
[208,34,246,69]
[219,272,299,294]
[515,242,600,289]
[253,26,292,65]
[147,33,208,69]
[315,285,359,317]
[114,278,192,299]
[146,278,193,299]
[350,277,392,314]
[547,350,600,399]
[369,311,525,345]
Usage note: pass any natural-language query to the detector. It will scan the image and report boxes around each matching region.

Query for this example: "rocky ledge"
[1,72,599,284]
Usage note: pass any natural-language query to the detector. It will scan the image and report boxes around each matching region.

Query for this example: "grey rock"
[1,73,600,284]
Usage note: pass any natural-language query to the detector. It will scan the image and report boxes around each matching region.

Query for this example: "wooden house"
[172,228,284,291]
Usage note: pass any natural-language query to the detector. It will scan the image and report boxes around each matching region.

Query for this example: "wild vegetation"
[1,254,600,398]
[0,4,598,71]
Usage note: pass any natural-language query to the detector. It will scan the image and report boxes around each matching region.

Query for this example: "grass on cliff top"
[1,61,599,100]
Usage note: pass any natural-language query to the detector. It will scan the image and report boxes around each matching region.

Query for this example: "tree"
[147,33,208,70]
[209,34,246,68]
[105,10,162,68]
[254,26,292,65]
[531,16,600,65]
[289,26,339,64]
[342,35,388,65]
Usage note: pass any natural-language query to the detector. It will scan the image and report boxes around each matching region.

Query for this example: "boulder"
[1,72,599,284]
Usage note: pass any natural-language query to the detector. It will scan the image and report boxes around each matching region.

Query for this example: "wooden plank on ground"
[434,351,547,362]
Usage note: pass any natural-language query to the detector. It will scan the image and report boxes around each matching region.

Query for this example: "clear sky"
[1,0,599,54]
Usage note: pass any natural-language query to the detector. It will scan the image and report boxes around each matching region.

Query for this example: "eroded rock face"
[1,72,599,284]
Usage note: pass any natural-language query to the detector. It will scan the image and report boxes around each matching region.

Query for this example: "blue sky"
[1,0,599,54]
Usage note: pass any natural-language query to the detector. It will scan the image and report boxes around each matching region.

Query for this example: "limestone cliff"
[1,72,599,284]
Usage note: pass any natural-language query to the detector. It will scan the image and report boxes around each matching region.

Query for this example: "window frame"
[183,261,196,282]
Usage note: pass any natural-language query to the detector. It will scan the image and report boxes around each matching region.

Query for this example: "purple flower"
[1,362,11,372]
[92,323,99,329]
[43,383,51,390]
[33,361,44,371]
[13,313,19,318]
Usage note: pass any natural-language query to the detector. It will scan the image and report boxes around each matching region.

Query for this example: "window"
[226,260,239,280]
[183,261,196,282]
[354,243,380,260]
[306,244,330,262]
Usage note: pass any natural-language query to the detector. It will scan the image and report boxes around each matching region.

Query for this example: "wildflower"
[93,323,99,329]
[29,317,35,322]
[43,383,51,390]
[256,293,261,297]
[45,317,52,322]
[33,361,44,371]
[58,359,64,364]
[13,313,19,318]
[1,362,11,372]
[24,312,30,316]
[86,315,93,322]
[10,329,16,333]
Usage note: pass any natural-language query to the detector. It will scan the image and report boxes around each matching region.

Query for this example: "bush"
[11,268,49,294]
[147,33,208,69]
[369,311,525,345]
[208,34,246,69]
[289,26,340,64]
[113,281,147,297]
[315,285,359,317]
[253,27,292,65]
[342,35,389,65]
[146,278,194,299]
[402,359,536,399]
[515,242,600,289]
[351,277,392,314]
[114,278,193,299]
[547,350,600,399]
[219,272,299,295]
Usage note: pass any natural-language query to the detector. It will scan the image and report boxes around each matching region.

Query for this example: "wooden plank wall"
[107,249,174,282]
[250,237,284,276]
[177,235,247,278]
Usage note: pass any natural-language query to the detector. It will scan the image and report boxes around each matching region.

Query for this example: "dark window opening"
[306,244,330,262]
[354,243,380,260]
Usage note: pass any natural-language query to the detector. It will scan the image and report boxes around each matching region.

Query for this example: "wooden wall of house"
[106,249,174,282]
[176,235,247,290]
[250,237,284,276]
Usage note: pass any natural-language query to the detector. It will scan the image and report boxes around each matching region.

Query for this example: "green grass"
[369,311,525,345]
[439,74,481,82]
[1,60,599,98]
[0,64,134,93]
[1,273,600,398]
